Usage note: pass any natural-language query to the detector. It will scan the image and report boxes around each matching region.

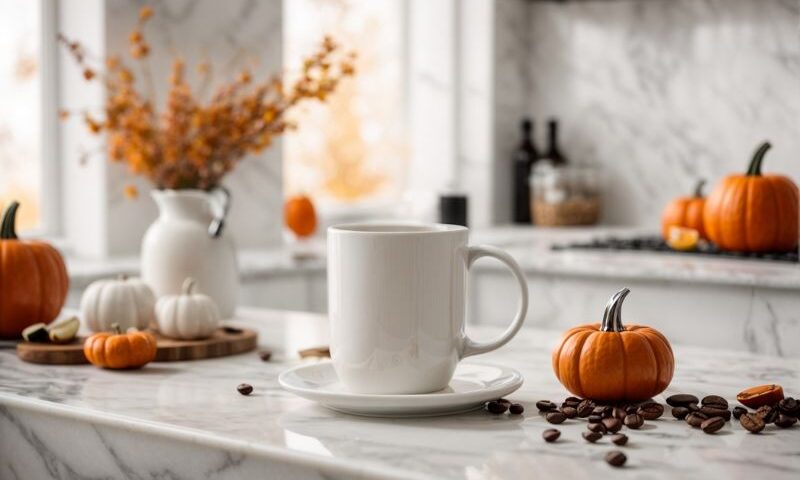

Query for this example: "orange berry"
[285,195,317,238]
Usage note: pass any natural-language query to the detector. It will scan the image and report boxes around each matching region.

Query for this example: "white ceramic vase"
[141,189,238,318]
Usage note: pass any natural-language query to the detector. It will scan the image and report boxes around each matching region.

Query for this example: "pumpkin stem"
[601,288,631,332]
[1,201,20,240]
[692,179,705,198]
[746,141,771,176]
[111,323,122,335]
[182,277,196,295]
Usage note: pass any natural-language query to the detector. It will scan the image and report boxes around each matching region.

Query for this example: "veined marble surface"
[1,308,798,479]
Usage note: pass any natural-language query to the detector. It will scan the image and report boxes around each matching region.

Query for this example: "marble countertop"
[66,226,800,290]
[1,308,798,479]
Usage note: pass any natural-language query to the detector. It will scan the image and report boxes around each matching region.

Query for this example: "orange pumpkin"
[0,201,69,339]
[284,194,317,237]
[552,288,674,402]
[703,142,799,252]
[84,324,158,369]
[661,180,706,240]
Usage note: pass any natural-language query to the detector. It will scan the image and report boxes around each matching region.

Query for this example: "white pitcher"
[142,189,238,318]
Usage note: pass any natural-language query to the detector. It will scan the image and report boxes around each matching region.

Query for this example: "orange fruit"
[737,384,784,409]
[666,226,699,251]
[284,195,317,237]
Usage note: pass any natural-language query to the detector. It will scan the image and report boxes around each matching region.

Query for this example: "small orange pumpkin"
[552,288,674,402]
[284,194,317,237]
[83,324,158,369]
[703,142,799,252]
[661,180,707,240]
[0,201,69,339]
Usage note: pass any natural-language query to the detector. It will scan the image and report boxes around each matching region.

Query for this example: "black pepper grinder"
[512,118,539,223]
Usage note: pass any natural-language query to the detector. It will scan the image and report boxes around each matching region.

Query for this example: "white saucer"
[278,361,523,417]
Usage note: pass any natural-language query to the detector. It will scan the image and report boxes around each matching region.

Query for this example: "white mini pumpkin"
[80,275,156,332]
[156,278,221,340]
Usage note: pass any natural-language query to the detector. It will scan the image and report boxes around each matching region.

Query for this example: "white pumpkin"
[80,275,156,332]
[156,278,221,340]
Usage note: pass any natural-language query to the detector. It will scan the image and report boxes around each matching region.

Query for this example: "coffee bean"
[561,406,577,418]
[542,428,561,442]
[562,397,581,408]
[778,397,799,416]
[732,406,747,420]
[701,395,729,410]
[582,431,602,443]
[509,403,525,415]
[536,400,557,411]
[588,415,603,424]
[756,405,778,424]
[638,402,664,420]
[497,398,512,407]
[593,406,608,416]
[671,407,690,420]
[624,413,644,429]
[605,450,627,467]
[740,413,765,433]
[613,407,627,420]
[611,433,628,446]
[687,403,701,412]
[588,422,607,434]
[775,414,797,428]
[577,400,594,417]
[545,411,567,424]
[565,396,582,403]
[666,394,699,407]
[603,417,622,433]
[701,416,725,434]
[686,412,707,428]
[258,350,272,362]
[237,383,253,395]
[487,400,508,414]
[700,406,731,421]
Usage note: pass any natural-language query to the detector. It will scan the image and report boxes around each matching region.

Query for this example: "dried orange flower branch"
[60,5,355,193]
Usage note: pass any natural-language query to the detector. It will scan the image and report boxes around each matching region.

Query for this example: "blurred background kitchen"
[2,0,798,355]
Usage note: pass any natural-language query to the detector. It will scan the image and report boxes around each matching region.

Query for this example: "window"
[283,0,408,215]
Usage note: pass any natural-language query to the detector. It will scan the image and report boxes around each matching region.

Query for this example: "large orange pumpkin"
[552,288,674,402]
[284,194,317,237]
[84,325,158,369]
[661,180,706,240]
[0,201,69,339]
[703,142,799,253]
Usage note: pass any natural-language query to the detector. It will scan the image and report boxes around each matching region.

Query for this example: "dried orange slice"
[737,384,784,408]
[666,226,699,251]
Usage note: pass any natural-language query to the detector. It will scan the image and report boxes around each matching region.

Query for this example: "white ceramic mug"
[328,223,529,394]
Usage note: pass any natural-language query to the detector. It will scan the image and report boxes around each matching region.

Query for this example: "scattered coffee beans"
[577,399,594,418]
[638,402,664,420]
[542,428,561,442]
[671,407,690,420]
[561,406,578,419]
[487,400,508,414]
[605,450,627,467]
[546,411,567,424]
[537,400,557,411]
[587,422,607,434]
[701,416,725,434]
[588,415,603,424]
[701,395,728,410]
[700,406,731,421]
[775,414,797,429]
[624,413,644,429]
[666,394,699,407]
[237,383,253,395]
[611,433,628,446]
[686,412,707,428]
[740,413,765,433]
[603,417,622,433]
[563,397,581,408]
[756,405,778,424]
[778,397,799,416]
[613,407,627,420]
[625,405,639,415]
[509,403,525,415]
[732,406,747,420]
[582,431,603,443]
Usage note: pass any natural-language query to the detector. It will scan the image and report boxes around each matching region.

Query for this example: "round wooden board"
[16,328,257,365]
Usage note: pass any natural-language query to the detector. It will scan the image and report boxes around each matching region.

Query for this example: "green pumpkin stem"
[693,179,706,198]
[746,142,771,176]
[601,288,631,332]
[1,201,20,240]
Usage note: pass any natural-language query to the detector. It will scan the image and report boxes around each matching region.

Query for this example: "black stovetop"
[551,236,799,264]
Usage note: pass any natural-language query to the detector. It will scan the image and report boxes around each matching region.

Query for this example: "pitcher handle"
[207,186,231,238]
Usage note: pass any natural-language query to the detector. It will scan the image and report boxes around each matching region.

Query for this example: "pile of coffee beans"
[666,392,799,434]
[484,398,525,416]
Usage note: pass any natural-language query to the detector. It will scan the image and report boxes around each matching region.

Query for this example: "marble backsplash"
[514,0,800,227]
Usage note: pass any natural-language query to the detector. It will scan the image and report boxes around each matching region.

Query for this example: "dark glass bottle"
[544,119,568,166]
[513,119,538,223]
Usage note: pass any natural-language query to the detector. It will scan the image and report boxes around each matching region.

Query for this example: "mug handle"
[461,245,529,358]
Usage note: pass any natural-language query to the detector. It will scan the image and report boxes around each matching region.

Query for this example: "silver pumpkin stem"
[601,288,631,332]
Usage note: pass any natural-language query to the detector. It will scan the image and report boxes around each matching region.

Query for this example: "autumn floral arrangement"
[60,6,354,196]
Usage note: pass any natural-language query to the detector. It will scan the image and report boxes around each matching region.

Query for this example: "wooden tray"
[16,327,257,365]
